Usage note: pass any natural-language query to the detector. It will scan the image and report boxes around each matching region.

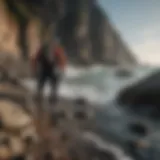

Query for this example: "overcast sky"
[98,0,160,66]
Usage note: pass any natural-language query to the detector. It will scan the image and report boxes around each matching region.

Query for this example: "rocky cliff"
[117,70,160,119]
[117,70,160,107]
[58,0,137,65]
[0,0,137,69]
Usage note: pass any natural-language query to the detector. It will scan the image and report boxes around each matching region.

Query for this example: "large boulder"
[0,68,38,160]
[117,70,160,116]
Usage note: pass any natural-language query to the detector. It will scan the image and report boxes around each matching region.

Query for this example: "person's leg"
[49,71,60,103]
[36,70,47,99]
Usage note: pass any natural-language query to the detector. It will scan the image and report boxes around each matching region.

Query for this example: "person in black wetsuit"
[31,38,67,102]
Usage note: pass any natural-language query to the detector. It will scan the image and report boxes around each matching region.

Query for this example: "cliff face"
[0,0,137,68]
[58,0,137,65]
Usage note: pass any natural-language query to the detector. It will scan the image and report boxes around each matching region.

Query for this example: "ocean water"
[24,65,157,104]
[62,65,157,104]
[23,65,159,160]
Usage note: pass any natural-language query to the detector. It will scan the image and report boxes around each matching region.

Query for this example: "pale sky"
[98,0,160,66]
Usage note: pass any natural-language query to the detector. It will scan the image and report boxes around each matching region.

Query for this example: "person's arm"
[55,47,67,72]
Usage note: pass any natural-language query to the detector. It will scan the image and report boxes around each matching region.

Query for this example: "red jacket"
[31,45,67,72]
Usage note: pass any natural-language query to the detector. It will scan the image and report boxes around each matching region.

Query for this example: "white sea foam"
[82,132,133,160]
[23,65,156,104]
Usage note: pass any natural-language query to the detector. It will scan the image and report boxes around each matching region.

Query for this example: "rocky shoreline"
[0,67,130,160]
[1,62,160,160]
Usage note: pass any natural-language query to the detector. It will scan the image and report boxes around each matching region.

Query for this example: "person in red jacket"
[31,39,67,102]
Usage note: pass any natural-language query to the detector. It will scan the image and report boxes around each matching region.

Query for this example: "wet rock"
[51,114,59,127]
[69,149,79,160]
[48,95,59,105]
[86,145,117,160]
[136,140,150,149]
[127,140,137,150]
[149,110,160,120]
[75,98,88,106]
[53,110,66,119]
[56,111,66,119]
[43,151,53,160]
[128,122,149,136]
[126,140,139,158]
[74,111,87,120]
[0,136,10,147]
[117,70,160,116]
[60,131,70,142]
[126,139,151,160]
[24,136,34,147]
[96,150,117,160]
[51,110,67,126]
[74,98,89,120]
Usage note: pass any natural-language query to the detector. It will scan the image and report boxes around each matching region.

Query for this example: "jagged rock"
[74,98,95,123]
[128,122,149,136]
[127,139,151,160]
[51,110,66,126]
[0,100,32,130]
[60,131,70,143]
[126,140,139,157]
[23,135,34,147]
[0,70,38,160]
[51,114,59,127]
[74,98,88,120]
[96,150,117,160]
[43,151,53,160]
[117,70,160,117]
[55,110,66,119]
[74,111,87,120]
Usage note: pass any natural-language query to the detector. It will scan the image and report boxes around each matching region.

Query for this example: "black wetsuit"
[36,45,60,100]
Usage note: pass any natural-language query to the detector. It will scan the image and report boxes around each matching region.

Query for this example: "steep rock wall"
[0,0,137,68]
